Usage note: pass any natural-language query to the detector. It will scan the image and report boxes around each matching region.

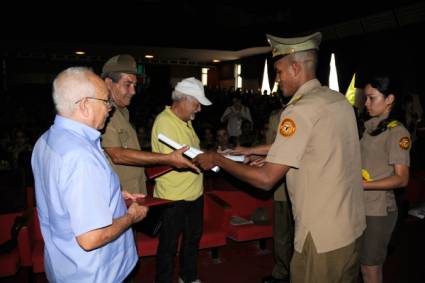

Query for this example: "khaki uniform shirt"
[361,116,410,216]
[267,109,287,202]
[101,106,147,194]
[151,107,203,201]
[266,79,366,253]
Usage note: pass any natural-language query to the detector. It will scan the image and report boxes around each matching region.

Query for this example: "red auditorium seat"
[136,193,230,259]
[208,190,273,248]
[18,208,44,274]
[0,211,28,277]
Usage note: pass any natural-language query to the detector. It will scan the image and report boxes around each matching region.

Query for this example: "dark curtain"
[267,54,275,91]
[335,48,359,94]
[316,45,332,87]
[219,63,235,80]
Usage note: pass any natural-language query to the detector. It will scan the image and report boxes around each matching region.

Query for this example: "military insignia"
[279,118,296,137]
[399,136,410,150]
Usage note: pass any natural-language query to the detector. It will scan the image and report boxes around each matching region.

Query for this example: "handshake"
[158,134,245,172]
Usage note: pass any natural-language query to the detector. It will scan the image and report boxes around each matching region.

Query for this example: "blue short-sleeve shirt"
[31,115,137,283]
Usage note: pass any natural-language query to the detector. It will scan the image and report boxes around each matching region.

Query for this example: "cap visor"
[198,97,212,106]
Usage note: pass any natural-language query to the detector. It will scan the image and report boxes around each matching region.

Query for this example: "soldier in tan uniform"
[101,54,198,195]
[360,75,410,283]
[194,32,366,283]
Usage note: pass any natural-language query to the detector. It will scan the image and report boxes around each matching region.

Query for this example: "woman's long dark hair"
[365,75,404,136]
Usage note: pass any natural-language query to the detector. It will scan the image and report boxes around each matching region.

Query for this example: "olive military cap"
[266,32,322,58]
[102,54,137,74]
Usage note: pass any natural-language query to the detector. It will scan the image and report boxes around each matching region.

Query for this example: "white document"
[158,133,220,172]
[224,154,245,162]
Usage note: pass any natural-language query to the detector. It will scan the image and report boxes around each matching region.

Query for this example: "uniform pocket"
[118,130,129,148]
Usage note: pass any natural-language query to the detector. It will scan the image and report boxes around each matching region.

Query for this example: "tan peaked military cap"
[102,54,137,74]
[266,32,322,57]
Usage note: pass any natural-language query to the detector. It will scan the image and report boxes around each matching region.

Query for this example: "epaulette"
[283,93,303,109]
[387,120,399,129]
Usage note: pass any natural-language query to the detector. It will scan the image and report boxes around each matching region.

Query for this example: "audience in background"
[8,128,32,169]
[237,120,255,147]
[200,126,216,151]
[220,94,253,144]
[215,126,235,152]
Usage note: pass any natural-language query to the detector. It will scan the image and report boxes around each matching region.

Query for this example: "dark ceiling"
[2,0,424,51]
[0,0,424,68]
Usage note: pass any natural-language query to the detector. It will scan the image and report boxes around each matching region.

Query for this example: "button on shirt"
[31,115,137,283]
[266,79,366,253]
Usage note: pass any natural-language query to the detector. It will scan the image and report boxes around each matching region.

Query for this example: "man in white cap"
[194,32,366,282]
[101,54,198,197]
[151,77,211,283]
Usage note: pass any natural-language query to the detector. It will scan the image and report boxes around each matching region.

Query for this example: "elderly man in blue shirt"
[31,67,149,283]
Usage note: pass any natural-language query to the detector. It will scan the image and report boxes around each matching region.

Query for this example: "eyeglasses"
[74,97,113,107]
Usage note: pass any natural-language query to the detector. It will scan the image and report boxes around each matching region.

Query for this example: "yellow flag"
[345,73,356,106]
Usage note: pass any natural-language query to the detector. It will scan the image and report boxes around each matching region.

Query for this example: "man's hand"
[249,157,266,167]
[168,146,200,173]
[127,203,149,224]
[193,152,220,171]
[230,146,251,156]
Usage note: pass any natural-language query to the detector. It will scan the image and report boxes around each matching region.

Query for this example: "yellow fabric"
[362,169,372,181]
[151,106,203,201]
[345,73,356,106]
[387,120,399,129]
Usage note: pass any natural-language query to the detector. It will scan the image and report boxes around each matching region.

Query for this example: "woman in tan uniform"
[360,75,410,283]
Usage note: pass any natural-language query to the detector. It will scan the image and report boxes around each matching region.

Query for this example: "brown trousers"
[291,233,362,283]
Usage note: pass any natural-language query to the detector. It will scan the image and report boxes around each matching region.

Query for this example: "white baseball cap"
[174,77,212,106]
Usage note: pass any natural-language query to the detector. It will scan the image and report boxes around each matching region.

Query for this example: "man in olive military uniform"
[194,32,366,283]
[101,54,198,195]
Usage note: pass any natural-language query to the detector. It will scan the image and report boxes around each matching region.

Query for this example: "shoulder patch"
[399,136,410,150]
[279,118,296,137]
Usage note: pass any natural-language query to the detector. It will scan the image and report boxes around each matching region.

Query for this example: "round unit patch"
[399,136,410,150]
[279,118,296,137]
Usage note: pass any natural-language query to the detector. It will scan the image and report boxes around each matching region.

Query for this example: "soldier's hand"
[127,203,149,224]
[249,157,266,167]
[169,146,200,173]
[230,146,251,156]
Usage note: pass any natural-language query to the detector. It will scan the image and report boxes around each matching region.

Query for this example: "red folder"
[145,165,173,179]
[125,195,172,207]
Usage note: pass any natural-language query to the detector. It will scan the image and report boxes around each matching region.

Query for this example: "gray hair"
[52,67,96,116]
[172,90,191,102]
